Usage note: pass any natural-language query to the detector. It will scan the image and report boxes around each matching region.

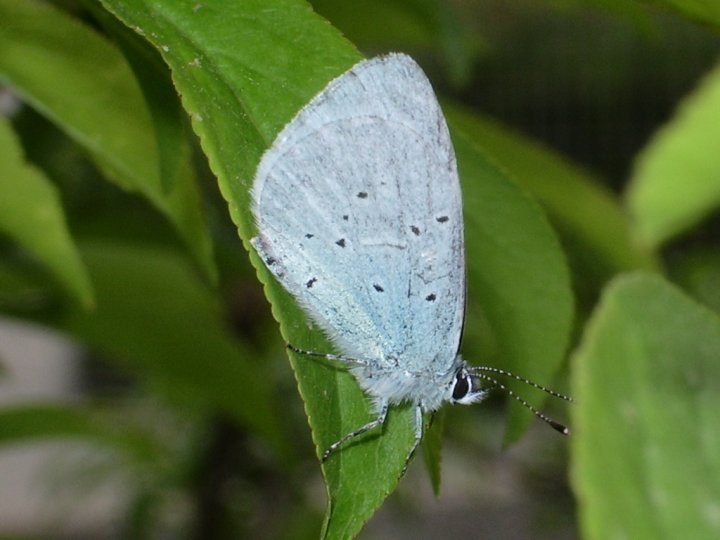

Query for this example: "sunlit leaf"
[572,273,720,539]
[627,62,720,248]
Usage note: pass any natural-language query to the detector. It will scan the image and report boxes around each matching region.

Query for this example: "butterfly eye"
[451,370,470,401]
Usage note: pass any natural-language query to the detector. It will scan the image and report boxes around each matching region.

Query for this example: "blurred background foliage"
[1,0,719,538]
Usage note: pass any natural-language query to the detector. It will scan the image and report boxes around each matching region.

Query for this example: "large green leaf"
[572,273,720,539]
[451,127,574,444]
[0,117,93,307]
[0,0,215,280]
[627,61,720,248]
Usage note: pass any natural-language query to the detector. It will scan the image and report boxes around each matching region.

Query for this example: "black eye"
[452,371,470,400]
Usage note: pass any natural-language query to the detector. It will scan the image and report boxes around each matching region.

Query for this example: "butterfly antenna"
[471,366,573,402]
[474,372,570,435]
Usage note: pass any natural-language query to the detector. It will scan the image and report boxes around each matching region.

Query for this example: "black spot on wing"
[410,225,420,236]
[306,277,317,288]
[426,293,436,302]
[373,284,384,292]
[436,216,449,223]
[336,238,346,248]
[357,191,368,199]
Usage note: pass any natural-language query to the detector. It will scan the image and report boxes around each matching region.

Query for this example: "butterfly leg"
[400,404,425,477]
[287,343,369,367]
[322,400,389,462]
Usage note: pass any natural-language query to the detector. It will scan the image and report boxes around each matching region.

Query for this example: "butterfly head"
[449,365,489,405]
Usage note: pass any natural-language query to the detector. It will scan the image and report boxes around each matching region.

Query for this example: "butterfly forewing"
[251,54,464,379]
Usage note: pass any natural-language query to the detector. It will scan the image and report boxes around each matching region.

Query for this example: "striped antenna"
[470,366,573,402]
[470,369,571,435]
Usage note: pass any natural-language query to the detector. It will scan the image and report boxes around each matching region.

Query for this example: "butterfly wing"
[251,54,464,377]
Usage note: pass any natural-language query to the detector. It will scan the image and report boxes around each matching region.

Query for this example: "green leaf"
[571,273,720,540]
[627,61,720,248]
[86,1,188,195]
[0,117,93,307]
[422,408,446,495]
[0,0,215,280]
[56,241,287,458]
[451,127,574,444]
[444,104,660,288]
